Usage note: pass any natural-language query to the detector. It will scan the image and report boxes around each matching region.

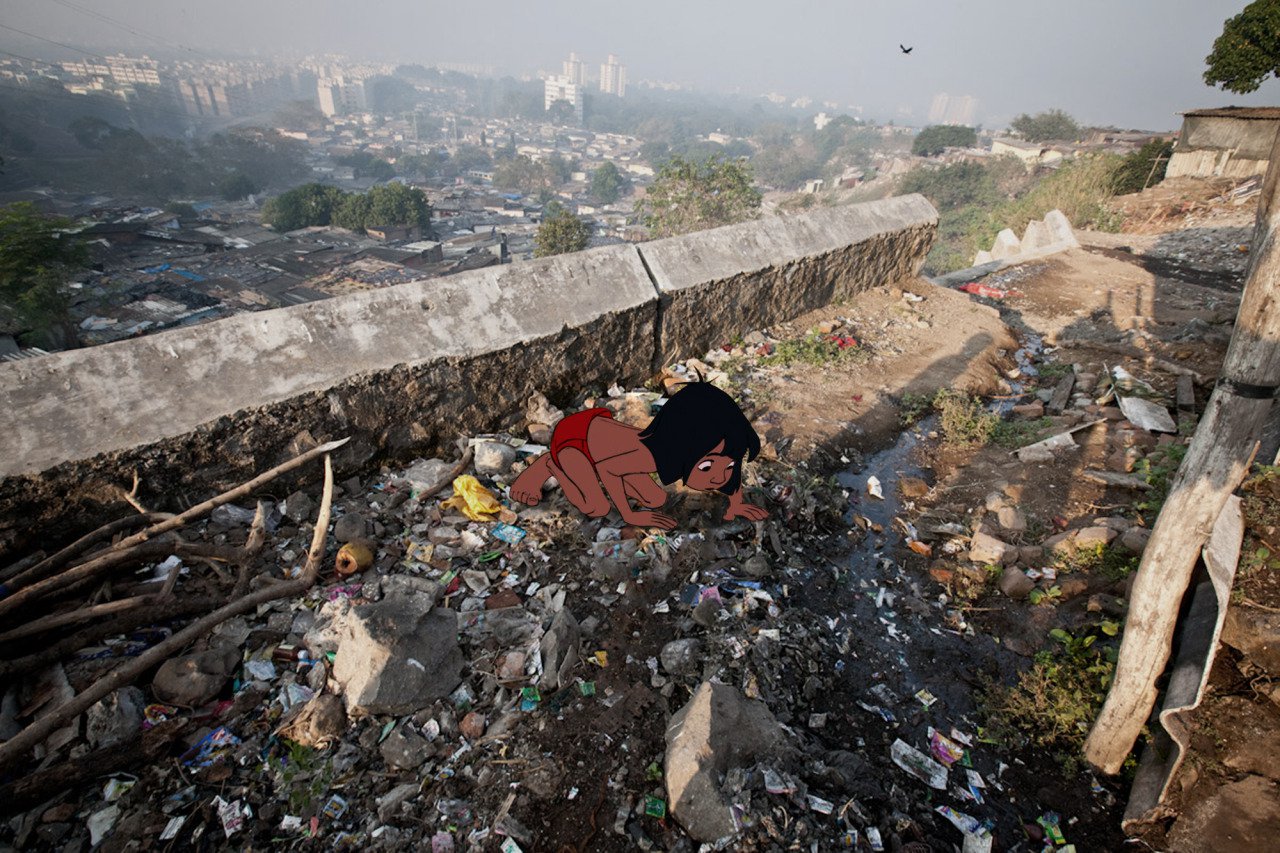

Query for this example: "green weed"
[935,390,997,446]
[758,332,866,368]
[982,626,1118,771]
[1056,542,1139,581]
[1037,361,1073,382]
[899,391,938,426]
[1135,443,1189,517]
[991,417,1054,448]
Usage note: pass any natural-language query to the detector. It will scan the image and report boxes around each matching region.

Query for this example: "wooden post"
[1084,129,1280,774]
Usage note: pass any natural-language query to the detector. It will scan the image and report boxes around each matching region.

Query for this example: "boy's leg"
[552,448,613,517]
[623,473,667,508]
[510,453,553,506]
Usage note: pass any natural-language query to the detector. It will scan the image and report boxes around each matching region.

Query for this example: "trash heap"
[0,332,1130,851]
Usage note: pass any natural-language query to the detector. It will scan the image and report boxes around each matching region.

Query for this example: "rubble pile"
[0,316,1153,852]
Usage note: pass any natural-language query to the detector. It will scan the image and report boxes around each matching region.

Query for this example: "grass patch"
[935,390,997,446]
[991,416,1054,448]
[758,332,866,368]
[982,626,1118,772]
[899,391,937,426]
[1056,542,1140,582]
[1037,361,1073,382]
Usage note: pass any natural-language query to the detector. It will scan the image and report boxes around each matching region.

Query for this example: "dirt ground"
[3,175,1275,853]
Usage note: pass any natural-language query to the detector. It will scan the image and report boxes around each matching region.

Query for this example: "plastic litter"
[890,738,949,789]
[440,475,503,521]
[866,476,884,500]
[928,727,966,766]
[87,806,120,845]
[936,804,981,834]
[866,826,885,851]
[1037,812,1065,845]
[183,726,240,767]
[322,794,348,820]
[491,523,527,545]
[159,815,186,841]
[214,796,250,838]
[644,796,667,818]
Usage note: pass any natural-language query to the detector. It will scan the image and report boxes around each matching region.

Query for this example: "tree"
[1110,138,1175,195]
[493,155,545,193]
[364,183,432,229]
[546,99,577,125]
[261,183,347,231]
[641,156,762,238]
[535,204,590,257]
[0,202,87,347]
[591,161,625,203]
[639,140,671,165]
[899,162,998,212]
[219,172,259,201]
[1010,109,1080,142]
[1205,0,1280,92]
[912,125,978,156]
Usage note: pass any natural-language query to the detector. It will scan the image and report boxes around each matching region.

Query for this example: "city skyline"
[1,0,1278,130]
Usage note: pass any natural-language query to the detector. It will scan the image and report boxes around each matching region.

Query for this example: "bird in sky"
[900,44,913,54]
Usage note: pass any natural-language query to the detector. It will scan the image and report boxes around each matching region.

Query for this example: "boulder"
[526,392,564,431]
[969,531,1013,565]
[660,638,704,676]
[380,726,433,770]
[1043,532,1076,556]
[152,646,239,707]
[998,567,1035,600]
[335,603,463,716]
[282,490,314,523]
[85,687,145,749]
[539,609,580,690]
[475,442,518,477]
[997,506,1027,533]
[1074,526,1118,549]
[333,512,369,544]
[1222,606,1280,676]
[1119,527,1151,554]
[665,682,792,842]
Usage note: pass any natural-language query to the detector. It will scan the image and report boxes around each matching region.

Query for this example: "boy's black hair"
[638,382,761,495]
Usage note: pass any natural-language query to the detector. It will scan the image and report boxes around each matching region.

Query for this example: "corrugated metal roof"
[1182,107,1280,120]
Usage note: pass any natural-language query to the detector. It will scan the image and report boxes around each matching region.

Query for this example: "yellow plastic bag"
[440,475,502,521]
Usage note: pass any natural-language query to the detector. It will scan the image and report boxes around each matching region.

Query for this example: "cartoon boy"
[510,383,767,530]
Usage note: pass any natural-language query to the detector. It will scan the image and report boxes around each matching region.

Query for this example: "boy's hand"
[626,510,677,530]
[724,502,768,522]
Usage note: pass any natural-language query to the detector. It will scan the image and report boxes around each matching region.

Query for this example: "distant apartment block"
[318,77,368,117]
[599,54,626,97]
[562,52,586,86]
[928,93,978,127]
[62,55,161,87]
[544,75,584,122]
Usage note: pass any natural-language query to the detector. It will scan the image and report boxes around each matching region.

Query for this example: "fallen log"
[0,438,347,619]
[2,512,171,592]
[0,453,334,773]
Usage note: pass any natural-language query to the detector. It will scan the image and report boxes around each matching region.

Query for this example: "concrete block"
[989,228,1022,261]
[1043,209,1079,247]
[640,194,938,367]
[1020,219,1053,252]
[973,249,994,265]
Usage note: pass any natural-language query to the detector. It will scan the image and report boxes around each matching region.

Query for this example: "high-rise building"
[928,93,978,127]
[599,54,626,98]
[317,77,367,117]
[562,52,585,86]
[543,75,583,123]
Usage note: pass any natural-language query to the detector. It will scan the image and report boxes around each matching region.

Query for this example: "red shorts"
[549,408,613,468]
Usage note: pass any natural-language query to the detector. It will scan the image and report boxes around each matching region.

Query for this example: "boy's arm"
[596,450,677,529]
[724,486,768,521]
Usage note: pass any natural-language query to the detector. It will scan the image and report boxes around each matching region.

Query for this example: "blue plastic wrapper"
[182,726,241,767]
[491,523,527,545]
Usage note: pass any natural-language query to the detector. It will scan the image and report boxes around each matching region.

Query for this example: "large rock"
[539,609,580,691]
[85,687,145,749]
[660,639,704,676]
[665,682,792,843]
[969,531,1013,565]
[474,442,518,477]
[380,726,434,770]
[335,602,463,716]
[1222,605,1280,676]
[1119,527,1151,554]
[152,646,239,707]
[333,512,369,544]
[998,567,1035,600]
[1074,526,1118,549]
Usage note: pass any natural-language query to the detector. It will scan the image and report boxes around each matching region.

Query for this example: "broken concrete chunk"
[968,531,1013,565]
[377,782,421,823]
[660,638,704,676]
[526,391,564,430]
[1119,527,1151,554]
[474,441,518,476]
[380,726,433,770]
[1118,395,1177,433]
[85,686,145,749]
[335,603,463,716]
[665,682,792,842]
[1074,526,1119,549]
[282,489,314,523]
[399,458,456,497]
[333,512,369,544]
[998,567,1035,600]
[152,646,239,707]
[997,506,1027,532]
[539,609,580,691]
[277,693,347,748]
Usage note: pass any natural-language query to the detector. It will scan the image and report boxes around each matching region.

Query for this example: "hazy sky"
[3,0,1278,130]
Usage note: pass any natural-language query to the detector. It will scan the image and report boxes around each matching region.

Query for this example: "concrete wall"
[0,196,936,558]
[1168,115,1277,178]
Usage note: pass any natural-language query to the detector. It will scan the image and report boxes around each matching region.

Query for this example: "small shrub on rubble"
[934,390,997,447]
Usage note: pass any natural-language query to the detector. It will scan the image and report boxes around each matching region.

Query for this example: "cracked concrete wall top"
[0,243,655,478]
